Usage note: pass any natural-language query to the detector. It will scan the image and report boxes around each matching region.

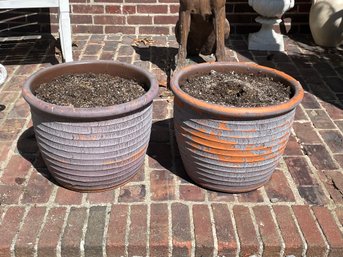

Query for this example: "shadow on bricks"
[230,35,343,112]
[0,34,60,66]
[17,127,59,186]
[148,118,195,184]
[133,45,178,85]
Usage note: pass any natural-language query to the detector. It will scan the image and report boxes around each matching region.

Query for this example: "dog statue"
[175,0,230,67]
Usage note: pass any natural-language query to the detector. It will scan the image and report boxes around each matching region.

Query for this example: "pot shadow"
[17,127,59,186]
[148,118,194,184]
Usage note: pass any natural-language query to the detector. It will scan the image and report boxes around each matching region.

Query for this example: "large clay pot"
[22,61,158,192]
[309,0,343,47]
[170,62,304,193]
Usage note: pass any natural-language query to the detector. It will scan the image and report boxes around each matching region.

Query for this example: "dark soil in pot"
[180,70,292,107]
[35,72,146,108]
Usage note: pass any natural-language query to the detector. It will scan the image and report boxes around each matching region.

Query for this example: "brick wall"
[0,0,312,36]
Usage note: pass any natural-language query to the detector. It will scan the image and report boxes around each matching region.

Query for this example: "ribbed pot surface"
[171,62,304,193]
[31,106,152,192]
[174,104,295,192]
[23,61,158,192]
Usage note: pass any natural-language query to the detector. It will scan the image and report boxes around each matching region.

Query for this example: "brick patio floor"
[0,33,343,257]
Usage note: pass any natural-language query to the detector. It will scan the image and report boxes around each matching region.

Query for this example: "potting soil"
[35,73,146,108]
[180,70,292,107]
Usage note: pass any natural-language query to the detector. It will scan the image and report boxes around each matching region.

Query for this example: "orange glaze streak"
[181,123,289,162]
[102,144,147,165]
[74,134,98,140]
[180,125,289,151]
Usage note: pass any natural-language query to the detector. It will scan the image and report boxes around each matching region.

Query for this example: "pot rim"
[170,62,304,118]
[22,60,159,119]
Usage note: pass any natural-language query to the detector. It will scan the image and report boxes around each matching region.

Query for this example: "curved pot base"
[56,168,140,193]
[187,171,270,193]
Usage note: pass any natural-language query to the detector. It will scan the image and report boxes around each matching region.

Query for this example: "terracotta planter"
[22,61,158,192]
[170,62,304,193]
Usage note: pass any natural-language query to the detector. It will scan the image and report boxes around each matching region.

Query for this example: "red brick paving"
[0,34,342,256]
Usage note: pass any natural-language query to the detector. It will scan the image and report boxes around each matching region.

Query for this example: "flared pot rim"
[170,62,304,119]
[22,60,159,119]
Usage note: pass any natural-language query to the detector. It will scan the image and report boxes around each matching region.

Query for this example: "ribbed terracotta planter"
[22,61,158,192]
[171,62,304,193]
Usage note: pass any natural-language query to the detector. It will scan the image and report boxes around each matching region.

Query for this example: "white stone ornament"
[309,0,343,47]
[248,0,295,51]
[0,64,7,86]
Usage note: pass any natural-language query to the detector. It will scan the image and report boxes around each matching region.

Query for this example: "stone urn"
[248,0,295,51]
[309,0,343,47]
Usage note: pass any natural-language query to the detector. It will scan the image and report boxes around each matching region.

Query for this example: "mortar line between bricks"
[321,74,343,102]
[113,35,122,61]
[160,96,175,257]
[314,127,343,131]
[278,158,305,204]
[0,96,31,177]
[259,183,270,203]
[248,206,264,256]
[226,204,240,257]
[269,205,286,257]
[331,210,343,234]
[125,205,132,257]
[146,203,151,257]
[2,110,35,176]
[17,165,34,205]
[289,206,308,256]
[0,89,21,122]
[33,205,50,257]
[78,34,92,60]
[47,184,58,208]
[4,201,343,209]
[168,101,181,201]
[80,207,90,257]
[208,203,219,257]
[113,187,119,203]
[80,190,87,206]
[144,148,154,257]
[188,203,196,257]
[56,206,71,257]
[0,205,8,225]
[167,202,172,257]
[0,90,20,130]
[102,205,111,257]
[10,206,30,257]
[316,100,343,159]
[303,154,337,207]
[0,111,34,193]
[290,113,339,204]
[131,45,137,65]
[148,44,153,72]
[309,207,330,257]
